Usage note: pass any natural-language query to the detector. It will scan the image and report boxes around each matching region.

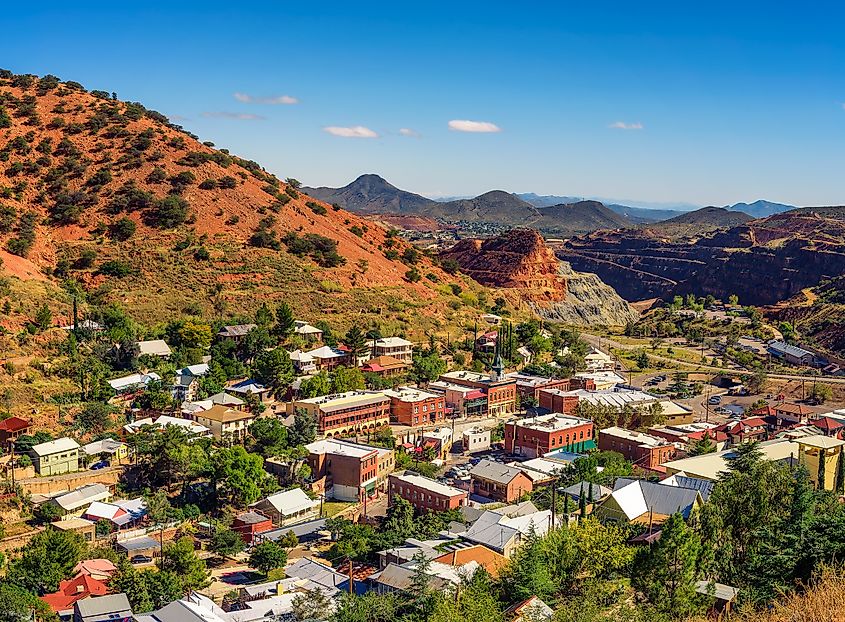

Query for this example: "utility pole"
[10,440,15,490]
[348,559,354,595]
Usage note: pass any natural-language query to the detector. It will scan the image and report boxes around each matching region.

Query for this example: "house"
[481,313,502,325]
[123,415,211,438]
[0,416,31,449]
[225,379,270,400]
[506,596,554,622]
[42,574,110,617]
[470,459,534,503]
[439,370,517,418]
[594,478,703,525]
[420,427,453,460]
[217,323,257,342]
[458,503,554,557]
[773,402,816,426]
[289,391,390,437]
[462,427,491,453]
[72,559,118,582]
[83,499,147,530]
[107,372,161,395]
[137,339,172,359]
[72,593,133,622]
[505,413,595,458]
[372,337,414,363]
[30,437,80,476]
[384,387,447,427]
[796,435,845,491]
[361,355,410,377]
[432,544,508,578]
[715,417,768,446]
[560,481,611,503]
[388,471,468,512]
[116,535,160,560]
[475,331,498,353]
[52,518,97,544]
[810,415,845,437]
[663,439,800,481]
[303,438,395,502]
[304,345,349,371]
[574,371,626,391]
[648,422,727,450]
[516,346,533,365]
[290,349,317,374]
[172,363,209,402]
[584,347,615,372]
[767,340,816,366]
[231,510,274,544]
[294,320,323,343]
[510,457,570,485]
[82,439,130,464]
[250,488,320,526]
[191,404,256,441]
[369,562,453,595]
[255,518,329,546]
[47,484,112,518]
[598,427,676,471]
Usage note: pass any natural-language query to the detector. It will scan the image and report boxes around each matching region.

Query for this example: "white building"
[462,427,491,454]
[372,337,414,363]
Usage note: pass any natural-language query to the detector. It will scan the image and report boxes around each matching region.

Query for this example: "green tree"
[211,526,246,557]
[249,417,289,457]
[288,411,317,447]
[344,325,370,364]
[35,303,52,331]
[249,541,288,575]
[635,513,708,618]
[687,433,717,456]
[273,302,295,340]
[411,352,447,384]
[254,347,295,397]
[160,536,209,590]
[76,401,116,432]
[292,587,335,621]
[214,446,275,506]
[6,528,85,593]
[331,366,365,393]
[0,583,56,621]
[299,371,332,398]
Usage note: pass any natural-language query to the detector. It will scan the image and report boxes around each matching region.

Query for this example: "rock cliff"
[440,229,638,326]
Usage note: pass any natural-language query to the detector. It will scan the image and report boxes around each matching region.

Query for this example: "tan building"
[796,435,845,491]
[289,391,390,437]
[192,405,256,441]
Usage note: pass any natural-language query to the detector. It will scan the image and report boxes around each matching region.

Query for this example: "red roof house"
[41,574,109,614]
[0,416,32,448]
[812,416,845,437]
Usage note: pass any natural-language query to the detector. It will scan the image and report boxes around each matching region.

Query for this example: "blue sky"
[3,1,844,206]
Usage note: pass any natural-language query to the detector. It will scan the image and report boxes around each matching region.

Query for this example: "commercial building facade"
[505,413,595,458]
[305,438,395,501]
[289,391,390,436]
[598,427,676,470]
[384,387,447,427]
[388,471,467,512]
[438,370,517,418]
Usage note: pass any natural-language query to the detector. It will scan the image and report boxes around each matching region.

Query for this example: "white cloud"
[608,121,643,130]
[323,125,379,138]
[234,92,299,105]
[201,111,266,120]
[448,119,501,133]
[399,128,420,137]
[167,114,190,122]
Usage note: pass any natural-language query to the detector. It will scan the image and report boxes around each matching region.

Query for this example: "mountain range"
[305,174,795,232]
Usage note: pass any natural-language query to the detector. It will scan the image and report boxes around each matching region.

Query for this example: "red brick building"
[304,438,395,502]
[505,373,594,402]
[388,470,467,512]
[598,427,676,470]
[438,371,517,418]
[231,511,274,544]
[537,389,581,415]
[469,459,534,503]
[505,413,595,458]
[384,387,447,427]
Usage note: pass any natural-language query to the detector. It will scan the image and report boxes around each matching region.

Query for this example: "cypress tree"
[578,482,587,519]
[818,448,827,490]
[563,492,571,515]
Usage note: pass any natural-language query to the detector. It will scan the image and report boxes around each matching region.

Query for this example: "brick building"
[304,438,395,502]
[231,511,274,544]
[439,370,517,418]
[504,373,594,403]
[384,387,447,427]
[469,459,534,503]
[598,427,676,470]
[388,471,467,512]
[289,391,390,436]
[505,413,595,458]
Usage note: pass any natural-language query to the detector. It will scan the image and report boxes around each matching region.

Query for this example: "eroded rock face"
[441,229,568,300]
[441,229,638,326]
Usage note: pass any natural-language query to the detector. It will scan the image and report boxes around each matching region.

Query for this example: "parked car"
[708,396,722,405]
[90,461,109,470]
[714,407,731,415]
[130,555,153,564]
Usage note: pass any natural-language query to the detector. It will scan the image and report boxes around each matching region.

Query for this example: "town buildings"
[505,413,595,458]
[384,387,447,427]
[470,459,534,503]
[361,355,410,377]
[796,435,845,491]
[597,427,676,471]
[439,370,517,418]
[767,340,816,366]
[250,488,321,526]
[191,405,256,441]
[216,324,257,343]
[462,427,491,453]
[388,471,468,512]
[304,438,395,501]
[428,381,487,418]
[503,372,592,403]
[0,416,31,450]
[290,391,390,436]
[137,339,172,359]
[29,437,80,476]
[372,337,414,363]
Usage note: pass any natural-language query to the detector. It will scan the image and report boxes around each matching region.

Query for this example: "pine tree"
[635,513,707,618]
[272,302,295,340]
[344,325,370,364]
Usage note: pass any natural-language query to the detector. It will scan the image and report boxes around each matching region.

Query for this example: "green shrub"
[198,179,218,190]
[145,195,190,228]
[218,176,237,189]
[307,201,327,216]
[109,218,136,241]
[146,167,167,184]
[98,260,133,277]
